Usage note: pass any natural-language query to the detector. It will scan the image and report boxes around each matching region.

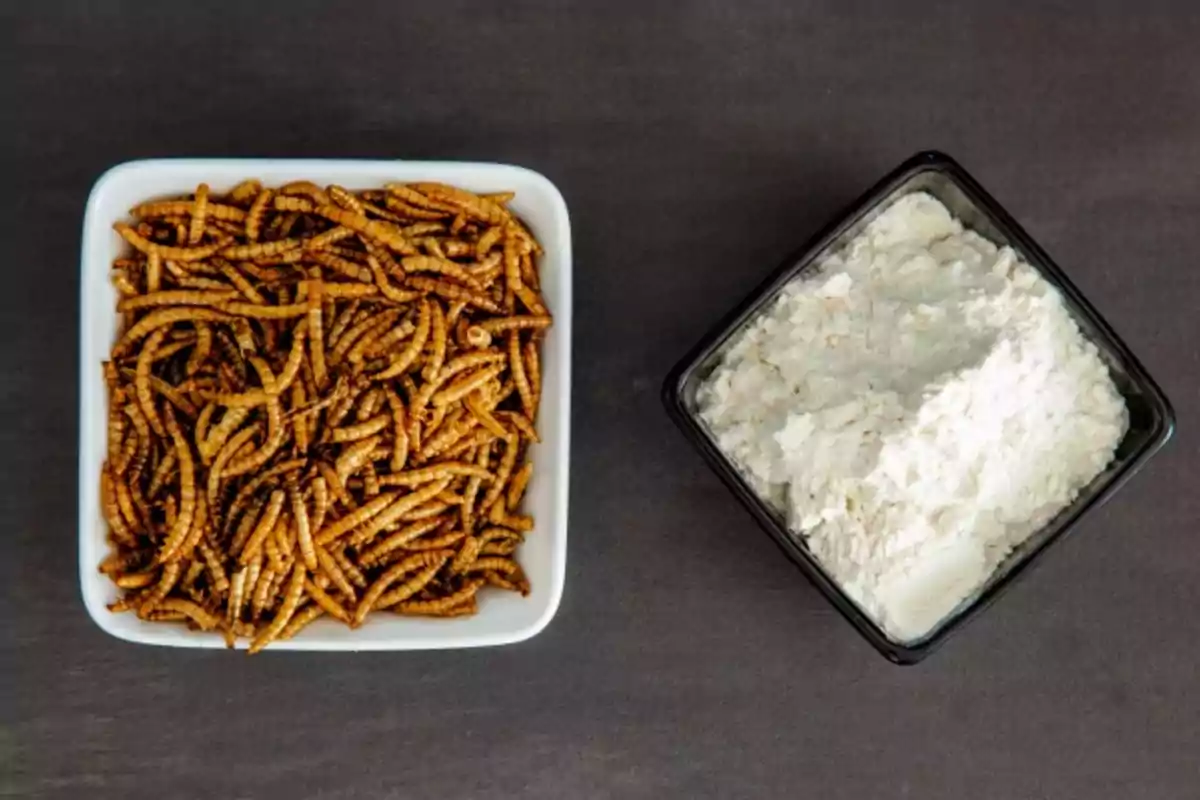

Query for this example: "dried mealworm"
[407,183,509,224]
[278,180,332,206]
[137,561,182,615]
[479,435,519,516]
[401,255,484,291]
[497,410,540,443]
[331,546,367,589]
[177,493,216,564]
[308,250,371,282]
[432,364,506,409]
[289,480,317,571]
[114,222,220,262]
[197,539,230,594]
[313,491,397,546]
[374,562,448,610]
[133,198,247,223]
[227,567,249,628]
[354,551,452,625]
[356,516,446,565]
[470,252,505,287]
[385,184,457,213]
[513,283,547,315]
[422,300,448,381]
[508,332,535,418]
[200,407,250,463]
[463,391,508,439]
[330,414,390,443]
[135,328,169,437]
[365,254,420,304]
[187,323,213,375]
[272,319,307,395]
[383,387,410,472]
[100,466,139,546]
[523,339,542,403]
[462,557,521,577]
[239,490,285,563]
[160,597,221,630]
[206,421,260,510]
[157,408,197,563]
[459,442,491,534]
[332,308,403,366]
[394,578,486,616]
[227,179,263,205]
[476,226,503,258]
[306,275,328,389]
[112,307,231,356]
[106,401,127,467]
[491,506,534,532]
[364,318,417,359]
[372,299,431,381]
[279,604,324,640]
[400,530,466,553]
[328,185,365,215]
[187,183,210,245]
[401,500,452,522]
[274,195,314,213]
[303,579,351,624]
[315,544,357,598]
[145,250,163,293]
[304,225,355,251]
[406,276,502,314]
[449,535,483,574]
[246,189,273,241]
[334,434,381,486]
[146,448,179,498]
[418,415,481,463]
[478,315,552,335]
[249,562,306,653]
[503,231,523,295]
[314,204,416,255]
[342,479,451,549]
[220,300,309,319]
[316,461,352,508]
[215,261,266,304]
[376,463,492,487]
[229,496,265,556]
[506,462,533,511]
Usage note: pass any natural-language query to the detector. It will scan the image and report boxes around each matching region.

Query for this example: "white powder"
[696,192,1128,641]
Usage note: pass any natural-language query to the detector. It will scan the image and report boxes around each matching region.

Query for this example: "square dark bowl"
[663,150,1176,664]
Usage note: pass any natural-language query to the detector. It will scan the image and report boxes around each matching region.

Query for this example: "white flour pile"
[697,192,1128,641]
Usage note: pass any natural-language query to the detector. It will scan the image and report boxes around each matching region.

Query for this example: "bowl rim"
[78,157,572,650]
[662,150,1176,664]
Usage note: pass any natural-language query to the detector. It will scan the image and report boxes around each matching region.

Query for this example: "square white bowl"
[79,159,571,650]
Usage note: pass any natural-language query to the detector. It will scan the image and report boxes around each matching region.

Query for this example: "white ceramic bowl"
[79,159,572,650]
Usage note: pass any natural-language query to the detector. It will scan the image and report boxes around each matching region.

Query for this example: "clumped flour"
[697,192,1127,641]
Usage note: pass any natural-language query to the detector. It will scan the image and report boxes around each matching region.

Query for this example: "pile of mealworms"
[99,179,549,652]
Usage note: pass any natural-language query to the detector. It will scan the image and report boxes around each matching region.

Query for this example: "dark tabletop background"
[5,2,1199,798]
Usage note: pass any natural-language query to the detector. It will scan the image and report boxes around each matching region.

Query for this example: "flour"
[696,192,1128,641]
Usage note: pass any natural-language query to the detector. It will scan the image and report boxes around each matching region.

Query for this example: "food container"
[79,159,572,650]
[662,150,1175,664]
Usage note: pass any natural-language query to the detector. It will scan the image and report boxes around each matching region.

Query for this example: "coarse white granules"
[696,192,1128,641]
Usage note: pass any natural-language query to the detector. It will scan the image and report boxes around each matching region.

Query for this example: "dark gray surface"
[6,2,1199,798]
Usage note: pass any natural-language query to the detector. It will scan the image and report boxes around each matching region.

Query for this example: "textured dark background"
[5,2,1199,798]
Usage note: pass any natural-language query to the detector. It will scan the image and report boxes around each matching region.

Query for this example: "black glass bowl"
[662,151,1176,664]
